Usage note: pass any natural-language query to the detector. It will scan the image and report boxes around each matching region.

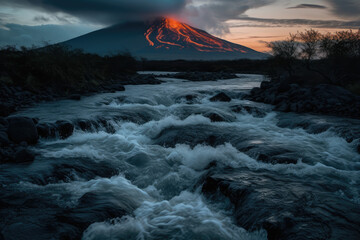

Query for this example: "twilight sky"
[0,0,359,52]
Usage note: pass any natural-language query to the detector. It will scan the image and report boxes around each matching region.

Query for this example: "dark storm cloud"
[287,4,327,9]
[325,0,360,18]
[0,0,187,24]
[232,16,360,29]
[183,0,277,35]
[184,0,360,35]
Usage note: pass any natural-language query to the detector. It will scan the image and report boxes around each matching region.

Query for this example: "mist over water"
[1,74,359,239]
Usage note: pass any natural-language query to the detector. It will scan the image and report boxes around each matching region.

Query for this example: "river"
[1,73,359,239]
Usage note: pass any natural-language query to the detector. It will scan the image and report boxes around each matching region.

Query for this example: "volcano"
[63,18,267,60]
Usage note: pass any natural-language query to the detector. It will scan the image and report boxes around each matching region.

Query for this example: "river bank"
[0,74,162,117]
[247,80,360,119]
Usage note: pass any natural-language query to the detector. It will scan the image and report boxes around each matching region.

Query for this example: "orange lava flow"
[145,28,154,46]
[144,18,247,53]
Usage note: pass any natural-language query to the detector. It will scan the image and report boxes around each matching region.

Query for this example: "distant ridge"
[62,17,268,60]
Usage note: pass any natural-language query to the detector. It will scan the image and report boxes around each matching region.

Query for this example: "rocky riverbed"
[248,81,360,119]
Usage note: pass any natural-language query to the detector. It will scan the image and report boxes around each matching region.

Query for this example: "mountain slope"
[63,18,268,60]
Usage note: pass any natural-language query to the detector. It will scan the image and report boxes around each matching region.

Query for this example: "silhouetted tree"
[267,34,298,77]
[267,29,360,88]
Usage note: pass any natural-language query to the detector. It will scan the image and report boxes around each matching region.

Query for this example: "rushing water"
[1,74,360,240]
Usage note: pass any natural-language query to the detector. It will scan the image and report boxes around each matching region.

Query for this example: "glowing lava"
[144,18,247,53]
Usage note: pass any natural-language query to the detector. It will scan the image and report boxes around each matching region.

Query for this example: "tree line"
[267,29,360,92]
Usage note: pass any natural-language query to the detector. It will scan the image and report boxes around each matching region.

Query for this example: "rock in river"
[210,92,231,102]
[56,121,74,139]
[7,116,38,144]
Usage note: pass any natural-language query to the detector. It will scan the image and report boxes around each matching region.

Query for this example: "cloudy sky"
[0,0,359,51]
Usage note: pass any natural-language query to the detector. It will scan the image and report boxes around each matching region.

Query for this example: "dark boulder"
[357,144,360,154]
[210,92,231,102]
[185,94,196,101]
[0,148,14,163]
[0,131,10,146]
[277,81,291,93]
[231,105,268,117]
[7,117,38,144]
[0,117,8,127]
[176,94,199,104]
[0,103,16,117]
[76,120,94,132]
[96,118,116,134]
[36,123,56,138]
[205,113,226,122]
[32,118,39,125]
[202,170,360,240]
[111,84,125,91]
[248,81,360,119]
[56,121,74,139]
[260,81,271,89]
[14,148,35,163]
[274,102,290,112]
[69,94,81,100]
[57,192,127,239]
[169,72,237,81]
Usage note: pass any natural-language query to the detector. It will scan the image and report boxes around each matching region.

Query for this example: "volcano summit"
[63,18,267,60]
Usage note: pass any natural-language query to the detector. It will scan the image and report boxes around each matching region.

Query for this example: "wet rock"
[231,105,268,117]
[205,113,226,122]
[210,92,231,102]
[277,81,292,93]
[69,94,81,100]
[168,72,237,81]
[274,102,289,112]
[57,192,127,239]
[0,117,8,127]
[0,131,10,146]
[36,123,56,139]
[153,125,241,149]
[0,103,16,117]
[185,94,196,101]
[176,94,199,104]
[110,84,125,91]
[75,118,118,133]
[56,121,74,139]
[19,141,28,147]
[7,117,38,144]
[202,170,360,240]
[248,81,360,119]
[32,118,39,125]
[76,120,94,132]
[184,94,199,104]
[14,148,35,163]
[123,74,162,85]
[0,148,15,163]
[0,149,6,163]
[357,144,360,154]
